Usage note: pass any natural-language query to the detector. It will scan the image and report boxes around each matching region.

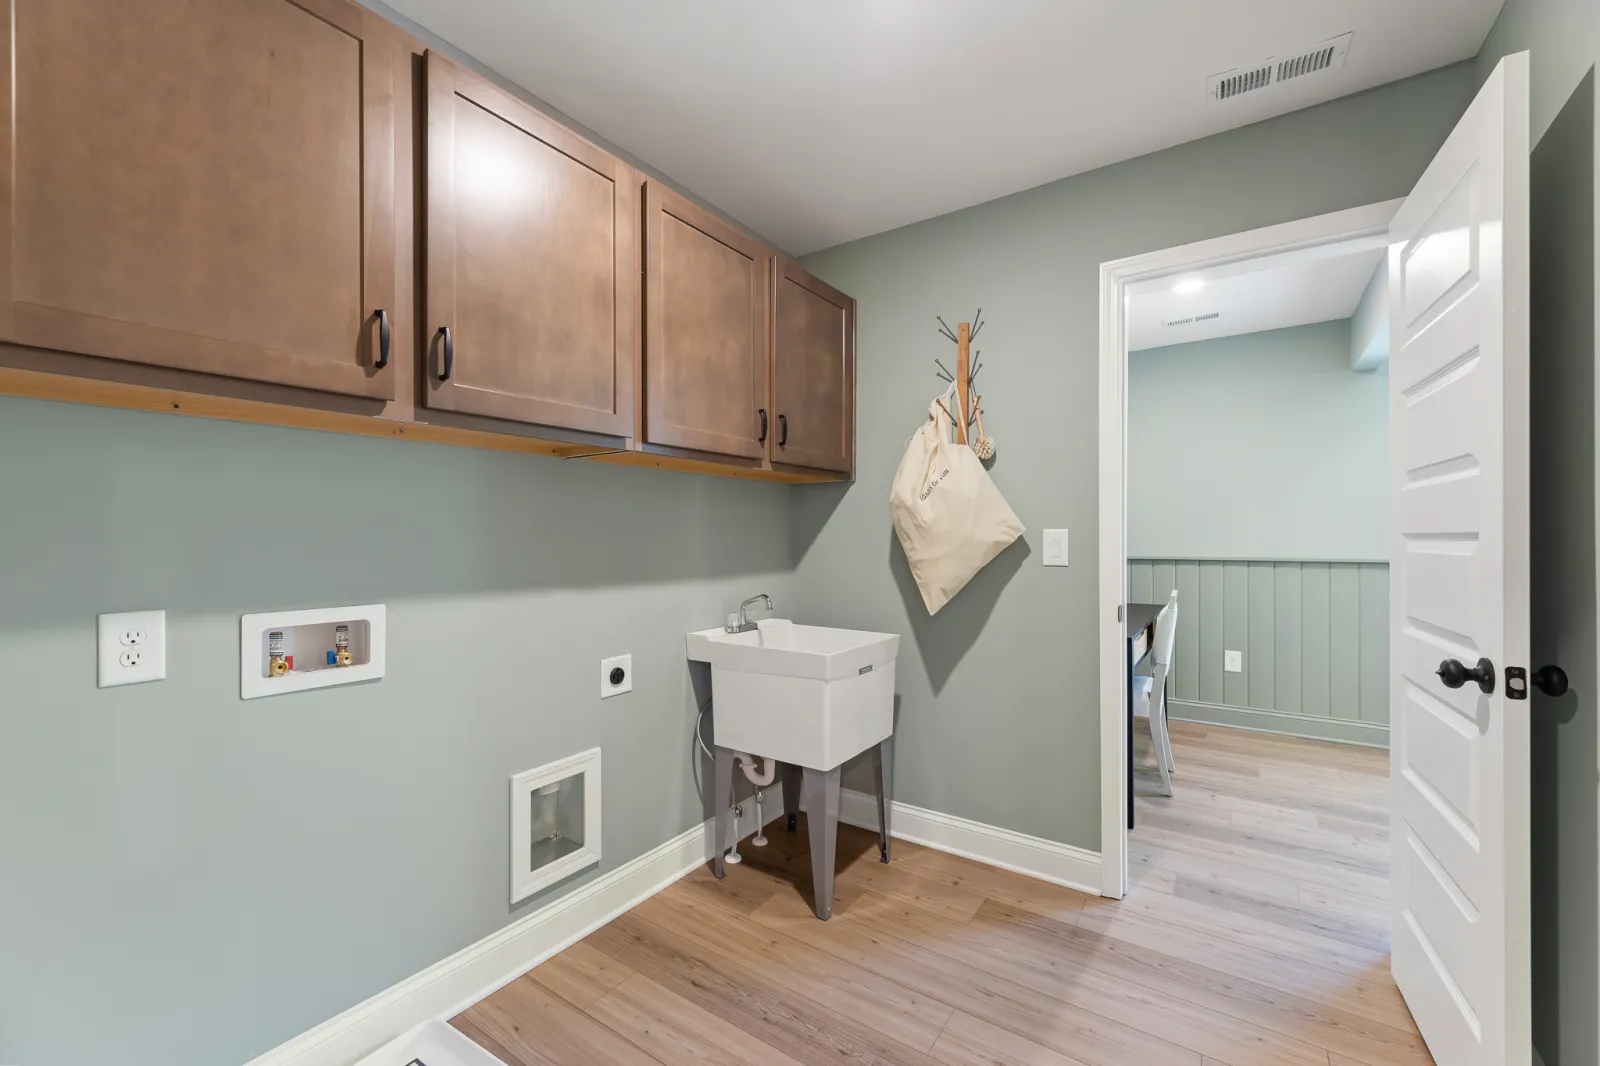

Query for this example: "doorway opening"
[1125,225,1398,940]
[1094,201,1435,1060]
[1096,199,1402,898]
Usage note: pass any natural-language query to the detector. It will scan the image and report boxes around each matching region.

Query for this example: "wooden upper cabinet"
[423,53,636,436]
[642,183,769,459]
[772,260,854,474]
[0,0,396,398]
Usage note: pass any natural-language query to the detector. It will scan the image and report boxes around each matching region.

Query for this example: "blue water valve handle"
[327,650,337,666]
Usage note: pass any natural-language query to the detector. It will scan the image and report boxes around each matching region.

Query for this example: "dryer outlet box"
[600,654,632,698]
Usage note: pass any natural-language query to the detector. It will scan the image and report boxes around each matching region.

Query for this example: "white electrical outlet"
[98,610,166,687]
[1042,529,1069,567]
[600,654,633,698]
[1224,649,1243,673]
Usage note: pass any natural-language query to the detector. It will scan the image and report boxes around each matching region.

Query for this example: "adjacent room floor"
[453,721,1427,1066]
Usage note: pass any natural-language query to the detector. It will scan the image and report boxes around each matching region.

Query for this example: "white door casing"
[1387,51,1530,1066]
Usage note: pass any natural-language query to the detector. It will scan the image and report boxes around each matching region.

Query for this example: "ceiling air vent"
[1208,33,1352,106]
[1213,66,1273,103]
[1278,42,1340,83]
[1163,312,1221,328]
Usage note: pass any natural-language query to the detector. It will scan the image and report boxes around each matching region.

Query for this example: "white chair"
[1132,589,1178,796]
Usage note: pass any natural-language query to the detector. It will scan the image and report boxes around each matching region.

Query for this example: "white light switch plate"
[1224,650,1243,673]
[1042,529,1069,567]
[98,610,166,687]
[600,654,633,699]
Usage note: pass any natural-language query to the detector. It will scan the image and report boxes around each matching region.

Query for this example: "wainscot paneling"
[1130,558,1390,747]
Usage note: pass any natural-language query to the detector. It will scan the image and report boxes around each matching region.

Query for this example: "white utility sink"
[687,619,899,770]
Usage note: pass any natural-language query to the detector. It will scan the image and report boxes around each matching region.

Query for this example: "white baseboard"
[1169,698,1390,749]
[246,803,777,1066]
[831,789,1102,896]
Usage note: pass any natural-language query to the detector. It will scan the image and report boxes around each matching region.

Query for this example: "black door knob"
[1532,664,1568,697]
[1437,657,1496,694]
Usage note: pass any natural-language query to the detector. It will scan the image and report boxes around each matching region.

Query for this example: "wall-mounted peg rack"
[935,309,994,457]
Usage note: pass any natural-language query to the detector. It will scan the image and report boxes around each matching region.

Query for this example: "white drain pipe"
[694,705,776,786]
[734,752,776,787]
[694,703,775,857]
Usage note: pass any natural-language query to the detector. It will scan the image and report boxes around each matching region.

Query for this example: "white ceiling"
[382,0,1502,254]
[1128,247,1384,350]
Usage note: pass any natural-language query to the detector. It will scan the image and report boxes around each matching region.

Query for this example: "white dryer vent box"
[511,748,601,904]
[239,604,386,699]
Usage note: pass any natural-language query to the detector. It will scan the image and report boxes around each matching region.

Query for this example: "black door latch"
[1501,664,1566,700]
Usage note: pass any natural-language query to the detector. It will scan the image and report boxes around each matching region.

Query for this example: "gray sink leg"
[801,765,841,919]
[871,738,893,863]
[781,762,802,831]
[712,746,734,879]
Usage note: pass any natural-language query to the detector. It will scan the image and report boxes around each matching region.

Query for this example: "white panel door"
[1387,52,1530,1066]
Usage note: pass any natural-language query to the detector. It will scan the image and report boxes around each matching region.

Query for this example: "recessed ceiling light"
[1172,277,1206,296]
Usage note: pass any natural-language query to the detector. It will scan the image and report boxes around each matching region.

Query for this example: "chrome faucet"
[726,593,774,633]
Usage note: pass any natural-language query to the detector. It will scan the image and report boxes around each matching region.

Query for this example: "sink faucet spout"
[727,593,775,633]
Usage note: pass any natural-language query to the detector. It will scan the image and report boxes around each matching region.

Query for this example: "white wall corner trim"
[244,804,778,1066]
[832,789,1102,896]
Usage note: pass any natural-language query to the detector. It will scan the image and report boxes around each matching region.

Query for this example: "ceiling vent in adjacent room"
[1207,33,1352,106]
[1163,312,1221,328]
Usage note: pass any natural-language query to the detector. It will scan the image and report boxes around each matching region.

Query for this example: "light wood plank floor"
[454,720,1429,1066]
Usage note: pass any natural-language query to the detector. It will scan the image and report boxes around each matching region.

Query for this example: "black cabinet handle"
[1438,657,1496,695]
[438,326,453,381]
[374,309,391,370]
[758,408,768,443]
[1533,664,1569,696]
[778,413,788,447]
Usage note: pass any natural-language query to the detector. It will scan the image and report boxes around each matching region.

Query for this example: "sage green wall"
[1477,4,1600,1063]
[0,397,794,1065]
[1129,559,1390,747]
[1128,320,1388,562]
[791,63,1476,849]
[1127,322,1391,747]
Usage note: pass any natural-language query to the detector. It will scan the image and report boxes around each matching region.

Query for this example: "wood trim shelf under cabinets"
[0,363,845,483]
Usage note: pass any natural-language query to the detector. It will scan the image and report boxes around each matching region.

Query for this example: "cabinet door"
[0,0,396,399]
[643,183,769,459]
[772,260,854,473]
[424,53,636,436]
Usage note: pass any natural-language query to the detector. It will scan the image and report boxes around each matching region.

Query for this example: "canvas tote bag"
[890,387,1025,613]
